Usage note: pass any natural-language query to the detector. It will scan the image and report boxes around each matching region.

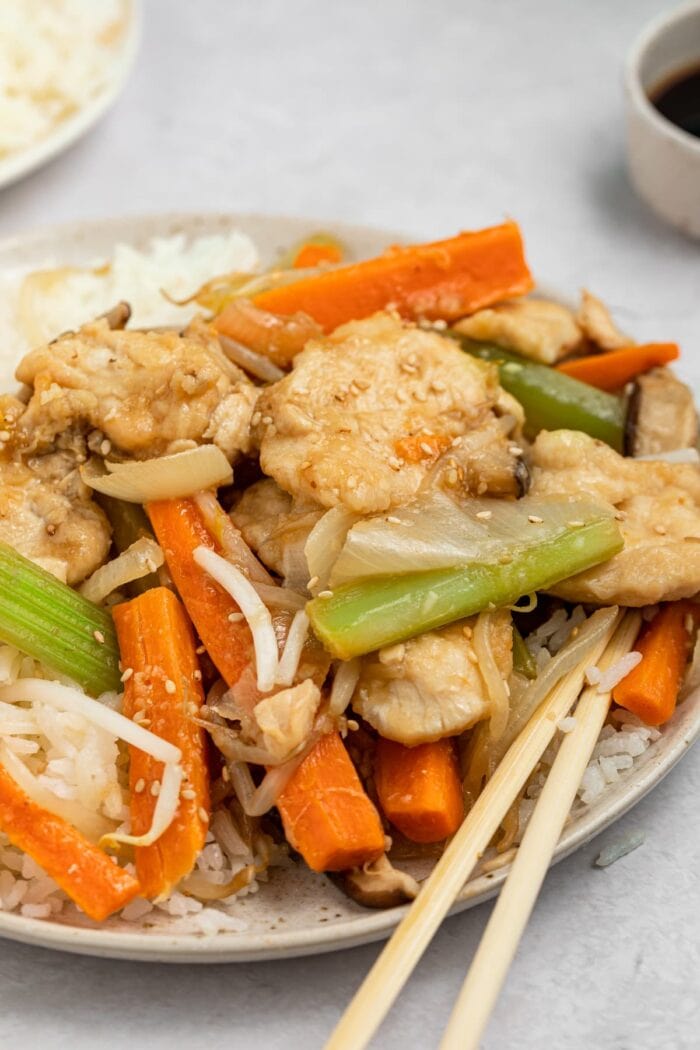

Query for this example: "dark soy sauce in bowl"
[651,63,700,139]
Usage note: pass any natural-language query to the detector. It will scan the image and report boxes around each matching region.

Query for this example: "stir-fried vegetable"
[0,542,120,696]
[284,233,345,270]
[83,446,233,503]
[275,732,385,872]
[512,626,537,679]
[308,502,623,659]
[455,337,625,451]
[113,587,210,898]
[0,760,139,920]
[556,343,679,390]
[613,601,696,725]
[236,222,533,333]
[374,738,464,844]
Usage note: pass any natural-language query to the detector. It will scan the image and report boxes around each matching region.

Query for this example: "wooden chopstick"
[439,611,641,1050]
[325,608,622,1050]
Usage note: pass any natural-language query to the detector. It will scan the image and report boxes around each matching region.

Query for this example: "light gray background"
[0,2,698,1048]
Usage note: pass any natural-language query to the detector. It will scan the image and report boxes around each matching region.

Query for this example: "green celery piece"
[512,626,537,679]
[0,541,121,696]
[308,516,623,659]
[455,337,625,452]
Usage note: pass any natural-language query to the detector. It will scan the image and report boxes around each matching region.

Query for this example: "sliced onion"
[255,584,306,611]
[635,447,700,463]
[194,491,273,585]
[100,763,184,849]
[328,658,360,717]
[473,612,510,741]
[193,547,279,692]
[0,679,182,765]
[229,744,314,817]
[328,493,616,586]
[79,537,164,604]
[305,506,360,591]
[0,741,112,842]
[181,864,257,901]
[82,446,233,503]
[218,335,286,382]
[275,610,310,686]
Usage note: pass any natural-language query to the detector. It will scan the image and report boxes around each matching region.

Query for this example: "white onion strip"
[193,547,278,692]
[100,763,184,849]
[82,445,233,503]
[275,610,310,686]
[194,491,274,585]
[473,612,510,742]
[0,679,181,765]
[79,537,164,604]
[328,658,361,716]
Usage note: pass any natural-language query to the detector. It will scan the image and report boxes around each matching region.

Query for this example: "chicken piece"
[576,290,632,351]
[231,478,323,579]
[453,298,582,365]
[253,680,321,762]
[625,367,698,456]
[14,318,258,461]
[530,429,700,605]
[254,313,521,514]
[0,454,110,585]
[352,616,512,745]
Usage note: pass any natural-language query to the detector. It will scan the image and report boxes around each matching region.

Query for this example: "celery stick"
[0,542,121,696]
[308,516,623,659]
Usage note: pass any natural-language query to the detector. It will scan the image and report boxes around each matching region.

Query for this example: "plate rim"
[0,209,697,962]
[0,0,141,192]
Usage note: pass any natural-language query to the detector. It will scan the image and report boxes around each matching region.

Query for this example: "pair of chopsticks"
[327,609,640,1050]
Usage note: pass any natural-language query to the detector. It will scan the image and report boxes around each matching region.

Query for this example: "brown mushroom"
[624,367,698,457]
[331,854,420,909]
[100,301,132,330]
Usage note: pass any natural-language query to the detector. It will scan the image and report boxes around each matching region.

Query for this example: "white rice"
[0,0,128,158]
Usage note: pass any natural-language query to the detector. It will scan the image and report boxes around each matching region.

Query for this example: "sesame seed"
[451,437,462,448]
[414,390,428,402]
[446,469,459,485]
[528,515,543,524]
[181,788,196,800]
[261,415,273,425]
[93,630,105,644]
[67,863,79,875]
[0,430,10,441]
[654,524,667,535]
[228,612,244,623]
[151,780,161,797]
[400,362,417,375]
[386,516,402,525]
[467,650,479,664]
[221,766,230,783]
[301,460,312,469]
[318,589,334,599]
[307,575,320,589]
[567,520,585,528]
[509,445,524,456]
[346,475,357,489]
[100,439,112,456]
[476,510,492,521]
[134,778,145,794]
[193,670,202,681]
[685,612,694,633]
[120,667,134,682]
[198,807,210,824]
[164,679,176,694]
[420,442,434,456]
[462,625,473,639]
[431,379,446,392]
[615,511,626,521]
[355,378,370,391]
[388,456,402,471]
[346,718,360,731]
[251,411,261,425]
[132,708,146,722]
[407,353,418,366]
[196,645,206,654]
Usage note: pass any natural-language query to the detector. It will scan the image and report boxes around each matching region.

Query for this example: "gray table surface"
[0,2,698,1047]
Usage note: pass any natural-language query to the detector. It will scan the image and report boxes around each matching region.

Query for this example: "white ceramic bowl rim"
[625,1,700,155]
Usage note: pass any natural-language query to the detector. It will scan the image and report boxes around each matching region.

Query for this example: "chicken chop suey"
[0,222,698,923]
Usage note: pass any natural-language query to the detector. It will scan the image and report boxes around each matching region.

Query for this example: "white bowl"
[625,3,700,236]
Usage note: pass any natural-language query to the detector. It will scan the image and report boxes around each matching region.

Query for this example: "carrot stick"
[612,601,695,725]
[374,738,465,844]
[216,222,533,334]
[0,761,140,920]
[292,241,343,269]
[556,343,679,390]
[148,498,384,873]
[113,587,210,899]
[276,732,385,871]
[147,499,255,687]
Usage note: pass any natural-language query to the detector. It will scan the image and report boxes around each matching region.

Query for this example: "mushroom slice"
[331,854,420,909]
[625,367,698,457]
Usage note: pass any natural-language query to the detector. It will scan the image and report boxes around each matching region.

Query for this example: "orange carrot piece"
[613,602,696,726]
[374,737,465,844]
[147,499,255,687]
[227,221,533,334]
[276,732,385,872]
[0,762,139,920]
[293,241,343,269]
[113,587,210,899]
[556,343,679,391]
[393,433,453,464]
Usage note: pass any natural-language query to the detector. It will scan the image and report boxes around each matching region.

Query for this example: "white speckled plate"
[0,1,141,191]
[0,212,697,962]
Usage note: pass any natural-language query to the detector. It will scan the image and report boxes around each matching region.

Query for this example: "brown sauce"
[650,62,700,139]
